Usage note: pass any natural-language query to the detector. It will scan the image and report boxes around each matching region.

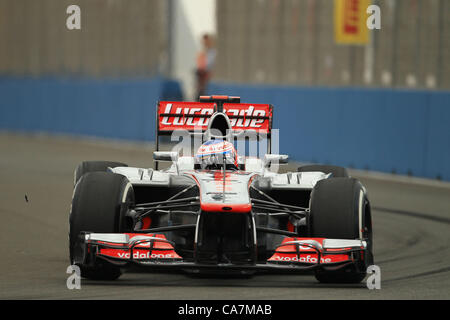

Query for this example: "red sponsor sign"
[343,0,360,34]
[157,101,272,133]
[334,0,369,44]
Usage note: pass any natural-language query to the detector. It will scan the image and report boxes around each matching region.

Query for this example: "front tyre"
[309,177,373,284]
[69,172,134,280]
[74,161,128,186]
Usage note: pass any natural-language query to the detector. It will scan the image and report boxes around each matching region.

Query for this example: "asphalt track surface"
[1,133,449,299]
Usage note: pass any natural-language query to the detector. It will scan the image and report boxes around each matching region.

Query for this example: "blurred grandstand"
[214,0,449,89]
[1,0,448,89]
[0,0,449,180]
[0,0,168,78]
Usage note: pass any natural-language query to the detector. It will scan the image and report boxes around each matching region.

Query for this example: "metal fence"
[0,0,169,78]
[214,0,450,90]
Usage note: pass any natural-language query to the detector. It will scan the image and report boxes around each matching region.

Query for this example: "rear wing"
[156,97,273,135]
[155,96,274,164]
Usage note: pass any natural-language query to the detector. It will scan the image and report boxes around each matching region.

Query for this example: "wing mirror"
[264,154,289,166]
[153,151,179,162]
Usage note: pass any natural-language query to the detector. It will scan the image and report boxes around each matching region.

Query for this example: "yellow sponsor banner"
[334,0,370,45]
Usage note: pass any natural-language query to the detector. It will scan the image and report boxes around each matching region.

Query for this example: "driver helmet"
[195,139,238,170]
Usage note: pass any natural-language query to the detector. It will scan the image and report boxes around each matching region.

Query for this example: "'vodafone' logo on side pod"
[274,255,332,263]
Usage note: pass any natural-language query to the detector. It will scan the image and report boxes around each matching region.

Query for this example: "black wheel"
[74,161,128,185]
[298,165,349,178]
[69,172,134,280]
[309,177,373,284]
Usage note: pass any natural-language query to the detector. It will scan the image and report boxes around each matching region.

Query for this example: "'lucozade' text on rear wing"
[155,96,273,164]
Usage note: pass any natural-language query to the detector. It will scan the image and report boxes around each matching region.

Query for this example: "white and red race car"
[69,95,374,283]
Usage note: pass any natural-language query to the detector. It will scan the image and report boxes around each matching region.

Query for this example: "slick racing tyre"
[69,172,134,280]
[297,164,349,178]
[74,161,128,186]
[309,177,373,284]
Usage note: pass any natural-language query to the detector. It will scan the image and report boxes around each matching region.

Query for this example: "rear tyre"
[309,177,373,284]
[74,161,128,186]
[298,165,349,178]
[69,172,134,280]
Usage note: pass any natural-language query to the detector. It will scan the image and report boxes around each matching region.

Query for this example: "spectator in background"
[195,34,216,99]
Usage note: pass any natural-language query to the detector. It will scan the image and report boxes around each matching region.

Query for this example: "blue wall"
[0,77,182,141]
[208,83,450,181]
[0,77,449,180]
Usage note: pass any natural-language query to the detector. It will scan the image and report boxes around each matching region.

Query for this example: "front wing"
[73,232,369,274]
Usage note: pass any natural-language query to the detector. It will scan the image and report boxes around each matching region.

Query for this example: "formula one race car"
[69,95,374,284]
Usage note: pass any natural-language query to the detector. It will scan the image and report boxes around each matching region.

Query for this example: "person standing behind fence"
[195,34,216,99]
